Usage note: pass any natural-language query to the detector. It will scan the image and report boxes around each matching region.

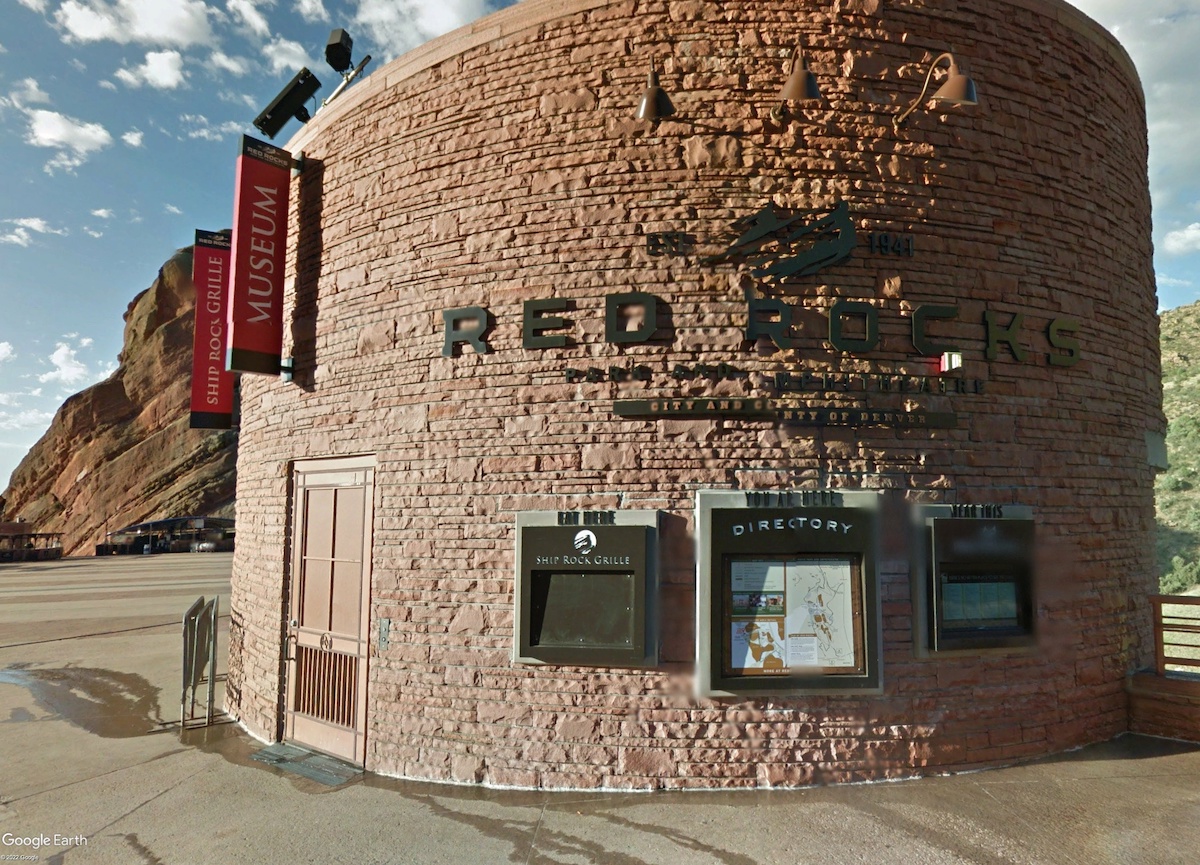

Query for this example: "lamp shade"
[893,51,979,130]
[930,61,978,105]
[636,66,675,121]
[779,54,821,102]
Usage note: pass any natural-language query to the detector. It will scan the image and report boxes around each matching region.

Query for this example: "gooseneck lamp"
[770,44,822,124]
[893,52,977,131]
[635,60,676,122]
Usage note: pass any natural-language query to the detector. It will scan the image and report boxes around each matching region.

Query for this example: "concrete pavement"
[1,554,1198,865]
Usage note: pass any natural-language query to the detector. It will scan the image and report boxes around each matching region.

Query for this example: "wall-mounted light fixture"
[893,52,977,131]
[770,44,822,124]
[635,60,675,122]
[253,68,322,139]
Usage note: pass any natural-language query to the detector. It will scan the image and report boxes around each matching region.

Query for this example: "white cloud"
[116,50,186,89]
[1157,274,1193,287]
[180,113,246,141]
[122,129,144,147]
[38,343,90,385]
[55,0,215,48]
[228,0,272,39]
[0,409,55,432]
[295,0,328,23]
[218,90,258,109]
[79,337,94,348]
[351,0,490,60]
[70,58,86,71]
[209,51,250,76]
[1164,224,1200,255]
[84,228,104,238]
[91,208,114,218]
[99,80,117,91]
[164,203,183,215]
[0,44,7,53]
[24,108,113,173]
[0,78,52,110]
[9,218,68,235]
[0,229,34,247]
[16,0,48,12]
[263,36,311,75]
[0,217,68,246]
[0,343,14,363]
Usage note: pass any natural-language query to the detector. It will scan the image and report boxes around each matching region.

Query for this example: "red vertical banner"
[227,135,291,375]
[190,231,235,429]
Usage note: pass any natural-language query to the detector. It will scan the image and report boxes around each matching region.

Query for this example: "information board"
[513,513,659,667]
[724,557,863,676]
[695,490,882,696]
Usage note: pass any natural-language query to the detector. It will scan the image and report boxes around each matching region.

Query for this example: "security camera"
[253,68,322,140]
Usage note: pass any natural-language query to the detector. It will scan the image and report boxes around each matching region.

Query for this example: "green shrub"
[1161,556,1200,595]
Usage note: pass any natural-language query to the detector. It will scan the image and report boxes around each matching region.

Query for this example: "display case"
[695,490,882,696]
[513,510,659,666]
[913,505,1037,653]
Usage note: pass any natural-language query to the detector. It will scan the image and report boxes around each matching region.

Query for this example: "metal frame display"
[513,510,660,667]
[911,504,1037,655]
[696,490,883,697]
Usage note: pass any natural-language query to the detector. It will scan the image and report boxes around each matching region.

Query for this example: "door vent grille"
[294,644,358,728]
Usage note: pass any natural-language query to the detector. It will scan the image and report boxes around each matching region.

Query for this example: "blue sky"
[0,0,1198,489]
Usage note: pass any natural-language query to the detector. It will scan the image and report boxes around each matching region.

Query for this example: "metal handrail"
[1150,594,1200,675]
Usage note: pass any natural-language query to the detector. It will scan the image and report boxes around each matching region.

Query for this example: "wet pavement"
[1,554,1199,865]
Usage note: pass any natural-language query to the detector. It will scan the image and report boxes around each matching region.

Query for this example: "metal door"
[284,456,375,765]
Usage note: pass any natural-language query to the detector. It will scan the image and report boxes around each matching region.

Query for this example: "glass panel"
[300,560,332,630]
[304,488,335,559]
[334,486,365,562]
[330,560,362,636]
[530,571,635,649]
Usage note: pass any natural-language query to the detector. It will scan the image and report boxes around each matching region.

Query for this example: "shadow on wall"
[291,157,325,392]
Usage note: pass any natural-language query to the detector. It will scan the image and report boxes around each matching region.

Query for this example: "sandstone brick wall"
[226,0,1161,788]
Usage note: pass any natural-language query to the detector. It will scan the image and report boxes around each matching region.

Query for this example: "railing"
[182,595,219,727]
[1150,594,1200,675]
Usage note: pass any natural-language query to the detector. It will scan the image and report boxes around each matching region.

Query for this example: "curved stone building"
[225,0,1163,789]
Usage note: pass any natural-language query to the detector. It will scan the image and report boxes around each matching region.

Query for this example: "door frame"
[283,454,376,766]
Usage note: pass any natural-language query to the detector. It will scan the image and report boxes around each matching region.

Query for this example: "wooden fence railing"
[1150,594,1200,675]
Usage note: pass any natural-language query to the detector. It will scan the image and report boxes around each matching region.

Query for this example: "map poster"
[729,619,787,672]
[725,557,863,676]
[782,558,860,672]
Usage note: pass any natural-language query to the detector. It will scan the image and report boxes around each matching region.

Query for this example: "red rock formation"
[0,246,237,555]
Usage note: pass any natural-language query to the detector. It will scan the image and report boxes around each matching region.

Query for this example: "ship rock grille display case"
[696,490,882,696]
[513,510,659,667]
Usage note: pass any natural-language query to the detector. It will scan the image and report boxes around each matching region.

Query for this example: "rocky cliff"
[0,246,237,555]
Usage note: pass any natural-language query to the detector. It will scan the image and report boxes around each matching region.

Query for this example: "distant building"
[0,521,63,563]
[97,517,235,555]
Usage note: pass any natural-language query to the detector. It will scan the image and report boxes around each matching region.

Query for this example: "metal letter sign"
[190,230,235,429]
[704,201,856,281]
[227,135,291,375]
